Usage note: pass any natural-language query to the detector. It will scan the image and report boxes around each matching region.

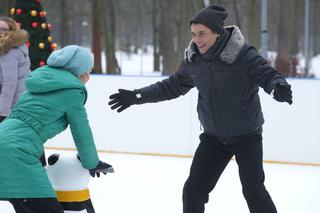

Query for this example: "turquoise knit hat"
[47,45,93,77]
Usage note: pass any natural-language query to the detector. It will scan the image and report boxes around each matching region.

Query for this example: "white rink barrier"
[46,75,320,165]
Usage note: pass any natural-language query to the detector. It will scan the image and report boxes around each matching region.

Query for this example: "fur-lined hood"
[0,28,28,55]
[220,25,245,64]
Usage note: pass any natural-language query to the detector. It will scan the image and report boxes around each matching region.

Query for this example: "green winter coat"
[0,66,99,199]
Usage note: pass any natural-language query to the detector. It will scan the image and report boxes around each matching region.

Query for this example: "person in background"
[108,4,292,213]
[0,17,30,122]
[0,45,113,213]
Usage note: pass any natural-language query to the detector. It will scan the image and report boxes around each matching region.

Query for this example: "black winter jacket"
[139,26,288,144]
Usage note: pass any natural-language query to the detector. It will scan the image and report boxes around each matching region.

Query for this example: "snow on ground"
[1,149,319,213]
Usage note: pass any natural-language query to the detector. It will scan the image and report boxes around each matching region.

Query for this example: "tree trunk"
[176,0,204,64]
[1,0,14,16]
[275,0,296,77]
[137,0,144,52]
[232,0,242,30]
[291,0,303,56]
[152,0,160,72]
[313,0,320,55]
[191,0,205,11]
[73,0,84,45]
[246,0,260,49]
[91,0,102,73]
[159,0,178,75]
[209,0,223,4]
[60,0,69,47]
[102,0,121,74]
[176,0,189,63]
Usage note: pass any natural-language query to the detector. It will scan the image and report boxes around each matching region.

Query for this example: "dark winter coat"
[139,26,288,144]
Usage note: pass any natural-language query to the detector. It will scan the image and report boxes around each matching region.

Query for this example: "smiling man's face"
[191,23,220,55]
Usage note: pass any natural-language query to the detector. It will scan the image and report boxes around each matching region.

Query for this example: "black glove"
[89,160,114,178]
[108,89,141,112]
[0,116,6,123]
[40,152,47,167]
[273,83,293,105]
[184,40,197,62]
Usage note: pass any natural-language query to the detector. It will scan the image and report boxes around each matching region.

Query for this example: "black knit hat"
[190,4,228,34]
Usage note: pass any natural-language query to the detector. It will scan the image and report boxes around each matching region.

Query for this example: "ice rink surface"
[1,149,319,213]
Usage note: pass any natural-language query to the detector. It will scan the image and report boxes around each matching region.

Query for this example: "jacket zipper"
[208,61,221,136]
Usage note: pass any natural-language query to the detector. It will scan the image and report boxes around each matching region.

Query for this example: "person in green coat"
[0,45,113,213]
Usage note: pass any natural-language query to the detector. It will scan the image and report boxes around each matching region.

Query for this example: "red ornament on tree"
[39,11,46,17]
[32,22,38,28]
[51,43,57,50]
[47,23,52,30]
[16,9,22,15]
[39,60,46,67]
[35,0,41,3]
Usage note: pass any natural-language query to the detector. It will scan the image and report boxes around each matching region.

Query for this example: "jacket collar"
[202,29,229,61]
[219,25,245,64]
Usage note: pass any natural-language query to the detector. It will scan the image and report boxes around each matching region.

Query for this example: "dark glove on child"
[89,160,114,178]
[273,83,293,105]
[108,89,141,112]
[0,116,6,122]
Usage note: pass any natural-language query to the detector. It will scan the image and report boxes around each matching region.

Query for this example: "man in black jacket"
[108,4,292,213]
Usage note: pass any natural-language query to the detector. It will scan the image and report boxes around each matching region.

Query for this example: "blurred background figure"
[0,16,30,122]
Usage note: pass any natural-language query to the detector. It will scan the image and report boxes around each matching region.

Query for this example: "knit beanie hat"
[190,4,228,34]
[47,45,93,77]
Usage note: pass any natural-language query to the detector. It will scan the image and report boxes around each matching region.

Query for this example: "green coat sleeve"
[66,90,99,169]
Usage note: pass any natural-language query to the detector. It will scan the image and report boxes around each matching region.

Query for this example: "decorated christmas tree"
[11,0,57,70]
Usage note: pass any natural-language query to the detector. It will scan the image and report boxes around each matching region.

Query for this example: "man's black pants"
[183,132,277,213]
[9,198,64,213]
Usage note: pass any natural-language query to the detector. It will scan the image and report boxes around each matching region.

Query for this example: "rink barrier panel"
[45,76,320,165]
[44,147,320,167]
